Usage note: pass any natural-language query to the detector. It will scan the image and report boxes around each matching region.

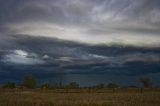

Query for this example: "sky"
[0,0,160,86]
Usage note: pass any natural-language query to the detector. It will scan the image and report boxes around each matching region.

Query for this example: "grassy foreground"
[0,89,160,106]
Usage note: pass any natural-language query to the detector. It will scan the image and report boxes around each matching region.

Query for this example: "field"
[0,89,160,106]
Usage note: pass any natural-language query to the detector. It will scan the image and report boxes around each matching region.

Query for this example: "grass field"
[0,89,160,106]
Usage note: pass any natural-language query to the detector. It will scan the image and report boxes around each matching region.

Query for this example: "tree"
[22,74,36,89]
[140,77,152,88]
[2,82,16,89]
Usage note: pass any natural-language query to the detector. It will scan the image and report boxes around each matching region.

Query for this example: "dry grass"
[0,89,160,106]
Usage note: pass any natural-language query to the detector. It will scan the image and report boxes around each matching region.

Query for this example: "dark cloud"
[0,0,160,85]
[0,35,160,76]
[0,46,160,86]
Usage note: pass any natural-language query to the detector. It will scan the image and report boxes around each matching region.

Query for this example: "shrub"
[2,82,16,89]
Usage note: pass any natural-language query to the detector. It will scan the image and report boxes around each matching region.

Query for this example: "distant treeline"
[0,74,154,89]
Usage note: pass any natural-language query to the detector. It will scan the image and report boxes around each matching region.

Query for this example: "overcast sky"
[0,0,160,47]
[0,0,160,86]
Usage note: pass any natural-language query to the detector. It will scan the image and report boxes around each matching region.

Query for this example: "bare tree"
[140,77,152,88]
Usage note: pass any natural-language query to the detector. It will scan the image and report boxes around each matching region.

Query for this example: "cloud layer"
[0,35,159,76]
[0,0,160,85]
[0,0,160,47]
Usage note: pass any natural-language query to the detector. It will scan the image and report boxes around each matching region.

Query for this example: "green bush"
[2,82,16,89]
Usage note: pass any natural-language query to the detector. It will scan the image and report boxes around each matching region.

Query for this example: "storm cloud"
[0,0,160,85]
[0,35,160,75]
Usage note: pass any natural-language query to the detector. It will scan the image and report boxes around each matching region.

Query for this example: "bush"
[2,82,16,89]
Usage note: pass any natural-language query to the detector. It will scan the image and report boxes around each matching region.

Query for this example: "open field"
[0,89,160,106]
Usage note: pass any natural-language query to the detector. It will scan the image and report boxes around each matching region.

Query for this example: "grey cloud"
[1,0,160,28]
[1,0,160,85]
[60,53,160,70]
[1,49,45,65]
[0,0,160,48]
[0,35,159,78]
[0,1,160,77]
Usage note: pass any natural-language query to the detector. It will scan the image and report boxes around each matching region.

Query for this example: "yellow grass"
[0,89,160,106]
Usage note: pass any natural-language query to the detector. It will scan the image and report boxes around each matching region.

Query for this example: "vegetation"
[66,82,79,89]
[0,75,159,106]
[140,77,153,88]
[107,83,119,88]
[41,82,50,89]
[94,83,105,89]
[0,75,156,90]
[0,90,160,106]
[2,82,16,89]
[22,74,36,89]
